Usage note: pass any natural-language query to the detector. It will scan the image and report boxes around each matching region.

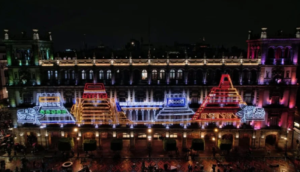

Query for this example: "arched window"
[89,70,93,80]
[81,70,86,80]
[107,70,111,79]
[177,69,183,79]
[55,70,58,79]
[159,70,165,80]
[170,69,175,79]
[99,70,104,79]
[152,70,157,80]
[47,71,51,80]
[275,47,282,59]
[142,70,148,80]
[284,47,290,59]
[71,70,75,79]
[64,71,68,79]
[267,48,275,59]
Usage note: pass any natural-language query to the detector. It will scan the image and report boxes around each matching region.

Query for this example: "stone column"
[200,89,203,104]
[141,110,145,121]
[146,89,149,102]
[132,89,135,102]
[147,110,150,121]
[135,109,138,121]
[127,89,131,102]
[129,110,133,121]
[253,90,257,105]
[153,110,156,121]
[240,90,244,100]
[150,89,153,102]
[130,131,135,149]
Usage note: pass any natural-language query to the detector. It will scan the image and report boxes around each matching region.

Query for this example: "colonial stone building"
[2,27,300,152]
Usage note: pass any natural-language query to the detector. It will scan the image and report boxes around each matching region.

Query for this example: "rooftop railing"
[39,58,261,67]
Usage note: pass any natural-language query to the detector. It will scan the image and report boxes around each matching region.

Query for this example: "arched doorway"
[265,135,277,147]
[204,134,216,151]
[50,132,61,149]
[133,70,140,84]
[239,134,251,148]
[25,132,37,147]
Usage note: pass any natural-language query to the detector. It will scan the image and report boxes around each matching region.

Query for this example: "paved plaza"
[0,150,298,172]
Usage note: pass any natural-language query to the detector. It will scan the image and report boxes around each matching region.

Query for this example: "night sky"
[1,0,300,51]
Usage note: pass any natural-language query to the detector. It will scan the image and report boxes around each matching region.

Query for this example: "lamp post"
[77,137,80,158]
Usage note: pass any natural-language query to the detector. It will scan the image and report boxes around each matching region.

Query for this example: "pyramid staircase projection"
[70,83,129,125]
[192,74,246,122]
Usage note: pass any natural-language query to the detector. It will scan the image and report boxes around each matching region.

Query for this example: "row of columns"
[126,109,157,121]
[13,128,294,150]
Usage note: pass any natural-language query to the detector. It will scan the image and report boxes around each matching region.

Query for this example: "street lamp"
[77,137,80,158]
[214,128,218,132]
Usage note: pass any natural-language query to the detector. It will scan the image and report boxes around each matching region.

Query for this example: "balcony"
[39,58,262,67]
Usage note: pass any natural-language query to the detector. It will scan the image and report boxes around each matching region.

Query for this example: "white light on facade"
[183,132,187,138]
[166,132,169,138]
[113,131,116,137]
[130,131,134,138]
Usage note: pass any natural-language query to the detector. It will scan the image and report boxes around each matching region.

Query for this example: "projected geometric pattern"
[17,93,76,125]
[70,83,129,125]
[193,74,246,122]
[155,93,194,122]
[236,105,266,123]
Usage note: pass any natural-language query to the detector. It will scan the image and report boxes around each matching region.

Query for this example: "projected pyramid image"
[70,83,128,125]
[192,74,246,123]
[17,93,76,125]
[155,93,195,122]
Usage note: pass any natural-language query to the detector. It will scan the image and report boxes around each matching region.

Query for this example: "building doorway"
[239,134,251,148]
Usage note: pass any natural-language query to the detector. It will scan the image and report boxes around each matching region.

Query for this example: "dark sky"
[1,0,300,51]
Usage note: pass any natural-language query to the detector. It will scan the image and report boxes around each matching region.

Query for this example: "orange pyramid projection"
[192,74,246,122]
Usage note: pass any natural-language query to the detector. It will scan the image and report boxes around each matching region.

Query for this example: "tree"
[58,138,74,152]
[110,139,123,151]
[191,139,205,151]
[218,139,232,151]
[83,139,96,156]
[163,139,177,152]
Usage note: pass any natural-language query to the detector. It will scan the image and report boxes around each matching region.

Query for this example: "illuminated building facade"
[3,28,300,151]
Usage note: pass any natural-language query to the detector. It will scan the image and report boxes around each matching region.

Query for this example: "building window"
[152,70,157,80]
[54,71,58,79]
[244,93,252,104]
[286,71,290,78]
[71,70,75,79]
[14,73,18,79]
[64,71,68,79]
[170,69,175,79]
[107,70,111,79]
[89,70,93,80]
[32,73,35,79]
[123,133,130,138]
[141,70,148,80]
[47,71,51,80]
[271,96,280,105]
[177,69,183,79]
[138,133,147,138]
[170,133,177,138]
[81,70,86,80]
[160,70,165,80]
[266,71,270,78]
[99,70,104,79]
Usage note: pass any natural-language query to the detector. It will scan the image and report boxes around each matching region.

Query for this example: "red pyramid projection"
[192,74,246,122]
